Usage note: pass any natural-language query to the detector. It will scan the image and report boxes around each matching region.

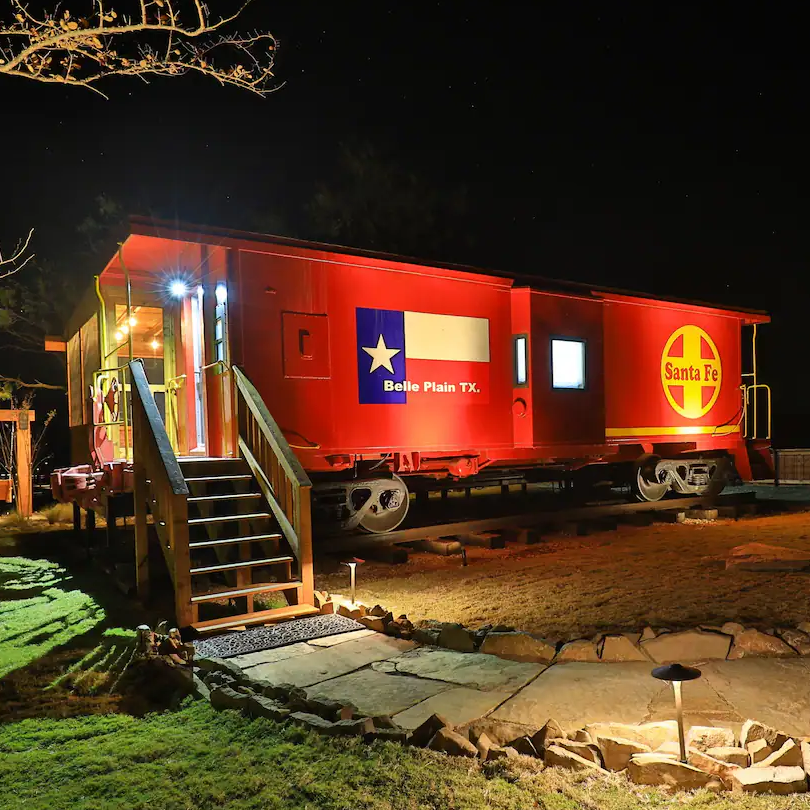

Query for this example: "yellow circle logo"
[661,326,722,419]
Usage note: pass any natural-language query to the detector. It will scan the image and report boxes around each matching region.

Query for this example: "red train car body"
[57,218,771,533]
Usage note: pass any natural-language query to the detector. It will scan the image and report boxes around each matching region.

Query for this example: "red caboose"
[51,219,771,628]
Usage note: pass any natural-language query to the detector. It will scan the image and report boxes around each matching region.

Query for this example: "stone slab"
[393,687,513,730]
[701,658,810,737]
[491,662,662,728]
[245,635,414,687]
[306,629,377,647]
[231,642,316,670]
[305,669,450,717]
[378,647,544,692]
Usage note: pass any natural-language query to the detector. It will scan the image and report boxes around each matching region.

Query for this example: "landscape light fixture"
[342,559,364,605]
[215,283,228,304]
[651,663,702,762]
[169,280,188,298]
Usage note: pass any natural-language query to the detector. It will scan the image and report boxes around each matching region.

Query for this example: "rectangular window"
[513,335,528,386]
[551,338,586,389]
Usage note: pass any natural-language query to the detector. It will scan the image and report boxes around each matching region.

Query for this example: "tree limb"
[0,228,35,280]
[0,374,64,390]
[0,1,280,99]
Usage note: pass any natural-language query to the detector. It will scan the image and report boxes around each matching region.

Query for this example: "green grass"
[0,700,804,810]
[0,557,105,678]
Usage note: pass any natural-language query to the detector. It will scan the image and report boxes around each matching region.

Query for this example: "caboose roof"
[96,216,770,326]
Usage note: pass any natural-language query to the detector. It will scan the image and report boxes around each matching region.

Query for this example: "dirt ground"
[316,511,810,640]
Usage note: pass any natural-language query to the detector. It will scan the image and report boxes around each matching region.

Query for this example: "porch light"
[121,324,129,335]
[114,330,124,342]
[215,283,228,305]
[651,663,702,762]
[169,280,188,298]
[150,340,160,350]
[129,316,137,327]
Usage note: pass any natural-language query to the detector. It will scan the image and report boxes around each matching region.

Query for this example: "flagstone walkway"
[232,629,810,736]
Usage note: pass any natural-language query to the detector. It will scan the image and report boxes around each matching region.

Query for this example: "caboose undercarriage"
[311,450,738,533]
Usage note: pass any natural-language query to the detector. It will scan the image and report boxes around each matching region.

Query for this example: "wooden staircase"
[181,457,318,633]
[129,360,316,634]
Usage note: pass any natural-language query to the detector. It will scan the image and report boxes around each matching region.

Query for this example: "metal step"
[191,604,320,633]
[188,512,271,526]
[185,474,254,484]
[189,532,282,550]
[190,555,294,575]
[188,492,262,503]
[191,581,302,603]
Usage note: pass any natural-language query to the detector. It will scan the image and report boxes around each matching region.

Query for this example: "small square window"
[551,338,586,389]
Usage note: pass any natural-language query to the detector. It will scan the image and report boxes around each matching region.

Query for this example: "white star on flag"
[362,334,401,374]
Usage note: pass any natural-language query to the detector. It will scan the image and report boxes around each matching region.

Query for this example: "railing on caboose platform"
[232,365,314,608]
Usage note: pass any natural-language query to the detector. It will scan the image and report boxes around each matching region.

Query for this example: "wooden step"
[190,581,302,603]
[188,492,262,503]
[189,532,282,550]
[185,474,254,484]
[191,604,320,633]
[188,512,271,526]
[190,555,294,575]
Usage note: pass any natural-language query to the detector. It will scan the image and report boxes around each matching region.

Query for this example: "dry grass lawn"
[316,512,810,639]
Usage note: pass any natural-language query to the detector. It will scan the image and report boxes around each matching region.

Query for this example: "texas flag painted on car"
[356,307,490,404]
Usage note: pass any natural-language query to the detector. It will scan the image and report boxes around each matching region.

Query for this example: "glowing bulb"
[215,283,228,304]
[121,324,129,335]
[151,340,159,350]
[170,280,188,298]
[129,316,137,327]
[114,330,123,341]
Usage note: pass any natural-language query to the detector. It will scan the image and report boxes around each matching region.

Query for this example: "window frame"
[550,336,587,391]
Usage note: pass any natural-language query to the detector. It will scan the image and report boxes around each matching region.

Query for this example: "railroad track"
[319,490,759,554]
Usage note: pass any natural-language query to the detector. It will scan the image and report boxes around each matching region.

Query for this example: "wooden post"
[0,410,35,517]
[171,492,193,627]
[133,465,150,603]
[298,486,315,606]
[72,501,81,534]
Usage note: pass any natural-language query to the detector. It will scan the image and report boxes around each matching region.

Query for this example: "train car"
[49,218,772,628]
[53,217,771,537]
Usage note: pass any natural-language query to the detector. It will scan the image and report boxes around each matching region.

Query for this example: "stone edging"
[328,592,810,666]
[193,655,810,795]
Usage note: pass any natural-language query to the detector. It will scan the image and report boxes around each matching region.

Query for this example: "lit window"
[514,335,528,386]
[551,338,586,389]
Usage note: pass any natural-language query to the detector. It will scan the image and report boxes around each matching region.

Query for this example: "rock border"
[193,653,810,795]
[331,593,810,665]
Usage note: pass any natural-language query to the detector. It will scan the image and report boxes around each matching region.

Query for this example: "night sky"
[1,3,807,448]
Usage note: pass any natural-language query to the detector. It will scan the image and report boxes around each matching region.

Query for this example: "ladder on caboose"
[129,360,316,632]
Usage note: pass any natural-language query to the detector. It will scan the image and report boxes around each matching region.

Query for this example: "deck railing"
[232,366,314,606]
[130,359,192,626]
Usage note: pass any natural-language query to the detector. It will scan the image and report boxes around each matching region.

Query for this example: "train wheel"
[632,454,670,502]
[356,475,410,533]
[701,457,730,497]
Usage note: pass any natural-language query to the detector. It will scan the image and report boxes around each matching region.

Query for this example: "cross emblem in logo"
[660,325,722,419]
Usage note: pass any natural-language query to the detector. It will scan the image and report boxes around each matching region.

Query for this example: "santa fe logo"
[356,307,490,404]
[660,325,722,419]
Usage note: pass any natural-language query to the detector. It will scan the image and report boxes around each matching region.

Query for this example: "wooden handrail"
[130,359,192,626]
[130,361,188,496]
[233,366,311,488]
[232,365,314,606]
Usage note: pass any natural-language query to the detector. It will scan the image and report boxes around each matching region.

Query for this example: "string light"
[151,339,160,350]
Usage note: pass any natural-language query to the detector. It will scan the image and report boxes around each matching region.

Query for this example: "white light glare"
[170,280,188,298]
[215,283,228,305]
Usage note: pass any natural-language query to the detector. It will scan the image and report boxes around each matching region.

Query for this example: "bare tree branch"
[0,374,63,390]
[0,228,34,280]
[0,1,280,99]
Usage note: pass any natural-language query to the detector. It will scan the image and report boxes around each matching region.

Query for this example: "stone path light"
[342,558,364,605]
[651,662,701,763]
